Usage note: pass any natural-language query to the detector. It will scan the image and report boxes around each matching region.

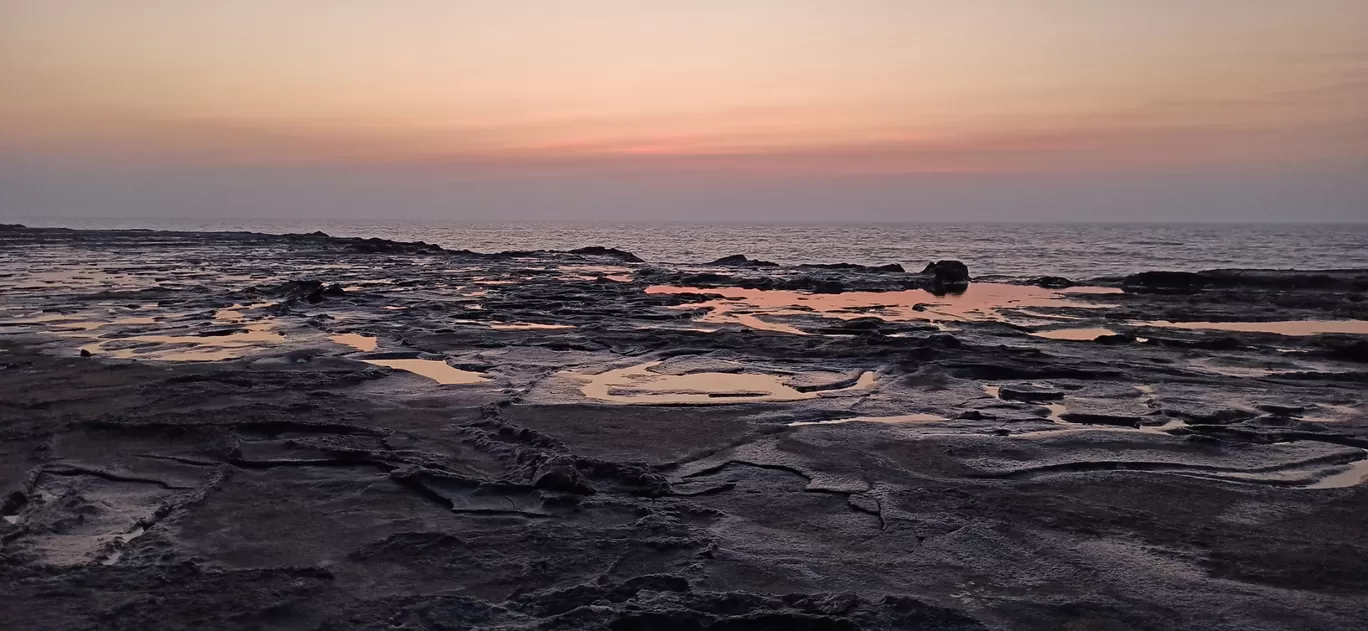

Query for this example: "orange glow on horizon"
[2,1,1365,176]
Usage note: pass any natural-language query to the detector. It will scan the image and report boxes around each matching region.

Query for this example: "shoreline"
[6,220,1366,278]
[1,224,1366,630]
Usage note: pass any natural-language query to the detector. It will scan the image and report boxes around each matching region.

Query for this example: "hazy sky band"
[5,0,1367,171]
[1,1,1365,221]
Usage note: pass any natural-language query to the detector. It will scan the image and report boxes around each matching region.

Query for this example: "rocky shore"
[1,225,1365,630]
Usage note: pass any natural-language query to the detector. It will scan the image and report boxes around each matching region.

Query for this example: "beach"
[1,224,1366,630]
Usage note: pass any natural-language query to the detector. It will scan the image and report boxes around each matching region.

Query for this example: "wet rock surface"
[1,225,1366,630]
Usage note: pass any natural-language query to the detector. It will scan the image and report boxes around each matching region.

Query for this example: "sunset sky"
[2,0,1366,221]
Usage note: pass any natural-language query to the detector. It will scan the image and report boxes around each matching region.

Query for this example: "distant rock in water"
[1030,276,1076,289]
[798,262,905,273]
[566,246,644,262]
[346,236,444,254]
[710,254,780,268]
[1123,269,1368,293]
[923,260,971,293]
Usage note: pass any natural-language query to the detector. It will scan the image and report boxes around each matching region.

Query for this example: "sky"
[1,0,1366,223]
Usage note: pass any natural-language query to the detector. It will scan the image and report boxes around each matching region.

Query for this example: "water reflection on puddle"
[215,302,275,322]
[2,305,288,362]
[572,360,876,404]
[331,333,378,352]
[83,322,287,362]
[1307,454,1368,489]
[647,283,1110,334]
[982,383,1188,438]
[363,359,488,384]
[1141,319,1368,336]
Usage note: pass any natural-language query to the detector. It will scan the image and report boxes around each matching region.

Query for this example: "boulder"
[922,260,970,294]
[1031,276,1075,289]
[567,246,644,263]
[1093,334,1137,345]
[532,456,595,494]
[798,262,905,273]
[710,254,780,268]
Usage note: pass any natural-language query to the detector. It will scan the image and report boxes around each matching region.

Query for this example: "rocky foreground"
[0,225,1365,631]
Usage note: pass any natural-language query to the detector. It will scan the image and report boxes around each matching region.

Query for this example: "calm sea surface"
[13,218,1368,279]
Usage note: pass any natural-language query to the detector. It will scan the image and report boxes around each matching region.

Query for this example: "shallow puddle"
[331,333,378,352]
[1141,319,1368,336]
[1306,454,1368,489]
[647,283,1111,334]
[79,320,285,362]
[215,302,275,322]
[573,360,876,404]
[983,383,1188,437]
[1061,286,1125,295]
[364,359,488,384]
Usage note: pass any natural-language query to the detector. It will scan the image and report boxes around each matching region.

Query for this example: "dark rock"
[533,456,595,494]
[1122,271,1207,293]
[1094,334,1136,345]
[677,273,734,286]
[1161,402,1258,424]
[1123,268,1368,292]
[710,255,779,268]
[923,334,964,349]
[322,283,346,297]
[348,236,444,254]
[79,349,93,357]
[797,262,905,273]
[1030,276,1076,289]
[1059,412,1142,427]
[923,260,971,294]
[266,279,324,300]
[999,386,1066,402]
[812,280,845,294]
[1256,403,1306,416]
[567,246,644,263]
[1149,335,1244,351]
[0,490,26,515]
[833,317,883,331]
[1329,339,1368,363]
[197,327,246,337]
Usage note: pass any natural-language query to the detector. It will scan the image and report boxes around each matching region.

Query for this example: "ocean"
[11,218,1368,279]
